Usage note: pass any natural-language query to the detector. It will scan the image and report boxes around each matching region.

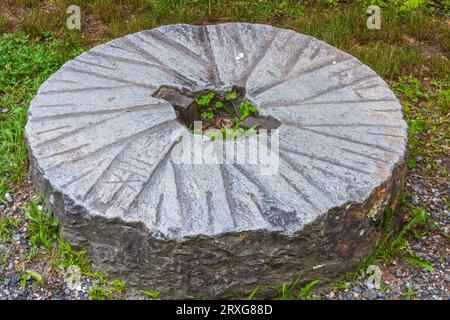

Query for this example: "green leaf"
[214,101,224,109]
[246,286,259,300]
[239,101,257,121]
[27,270,44,285]
[404,254,434,272]
[408,119,426,137]
[141,290,161,300]
[200,111,214,120]
[196,92,215,107]
[224,90,238,101]
[297,280,319,300]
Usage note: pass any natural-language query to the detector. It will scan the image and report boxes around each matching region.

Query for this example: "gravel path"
[1,159,449,300]
[0,182,86,300]
[323,157,449,300]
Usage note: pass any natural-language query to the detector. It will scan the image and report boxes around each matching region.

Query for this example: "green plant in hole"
[195,89,259,140]
[207,125,260,142]
[141,290,162,300]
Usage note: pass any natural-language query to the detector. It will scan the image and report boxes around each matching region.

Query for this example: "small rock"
[4,193,13,203]
[11,273,18,285]
[415,156,423,163]
[353,286,363,293]
[365,289,377,300]
[395,268,403,277]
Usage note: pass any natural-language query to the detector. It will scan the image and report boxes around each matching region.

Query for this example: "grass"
[0,13,11,33]
[22,195,89,274]
[236,275,319,300]
[0,215,20,242]
[18,269,44,290]
[88,279,127,300]
[404,282,415,299]
[268,275,319,300]
[375,207,435,269]
[141,290,162,300]
[24,196,60,256]
[394,75,449,175]
[342,200,437,286]
[16,194,132,294]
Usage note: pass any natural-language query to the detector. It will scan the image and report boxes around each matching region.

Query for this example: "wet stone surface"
[25,23,407,298]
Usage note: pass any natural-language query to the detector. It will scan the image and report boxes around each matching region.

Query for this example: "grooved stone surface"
[26,23,407,298]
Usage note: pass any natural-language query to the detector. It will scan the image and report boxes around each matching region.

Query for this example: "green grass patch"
[268,275,319,300]
[0,215,20,242]
[140,290,162,300]
[0,13,11,33]
[19,195,129,293]
[343,202,436,285]
[0,34,84,203]
[393,75,449,175]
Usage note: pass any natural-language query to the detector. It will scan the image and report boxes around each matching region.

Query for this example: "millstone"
[25,23,407,298]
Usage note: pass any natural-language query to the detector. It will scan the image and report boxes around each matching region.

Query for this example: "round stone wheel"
[26,23,407,298]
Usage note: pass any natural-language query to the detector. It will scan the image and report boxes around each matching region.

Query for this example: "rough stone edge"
[26,128,407,298]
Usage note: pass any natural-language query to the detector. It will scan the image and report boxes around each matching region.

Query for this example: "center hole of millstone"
[152,86,280,140]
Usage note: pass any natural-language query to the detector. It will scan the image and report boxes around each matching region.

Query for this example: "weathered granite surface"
[25,23,407,298]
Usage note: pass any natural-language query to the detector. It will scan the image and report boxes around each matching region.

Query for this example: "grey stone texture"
[26,23,407,298]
